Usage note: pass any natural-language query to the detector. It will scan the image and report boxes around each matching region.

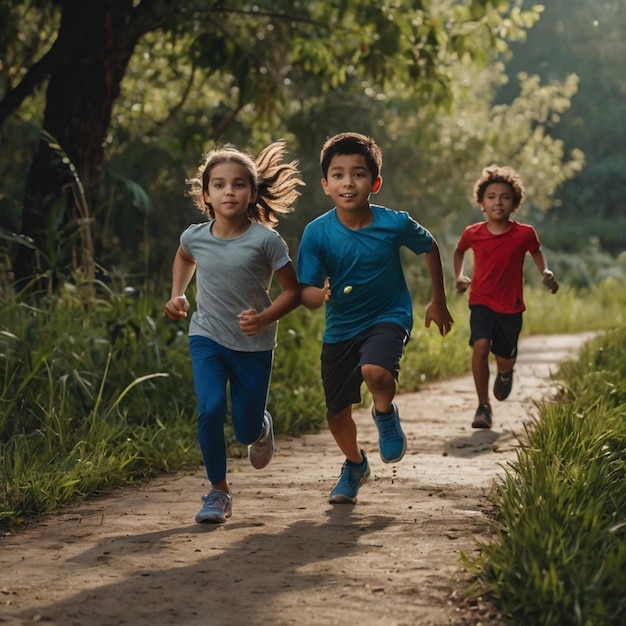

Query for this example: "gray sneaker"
[329,450,370,504]
[195,490,232,524]
[248,410,275,469]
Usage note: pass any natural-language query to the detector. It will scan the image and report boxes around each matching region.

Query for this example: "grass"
[461,328,626,625]
[0,276,624,529]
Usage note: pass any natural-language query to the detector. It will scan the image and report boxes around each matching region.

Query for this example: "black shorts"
[321,322,410,413]
[469,305,522,359]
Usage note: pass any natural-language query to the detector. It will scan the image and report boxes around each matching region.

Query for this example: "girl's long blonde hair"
[187,140,304,226]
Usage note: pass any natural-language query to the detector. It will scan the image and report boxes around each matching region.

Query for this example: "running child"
[453,164,558,429]
[164,141,303,523]
[297,131,454,504]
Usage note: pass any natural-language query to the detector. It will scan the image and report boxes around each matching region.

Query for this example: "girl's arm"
[163,246,196,320]
[238,262,301,336]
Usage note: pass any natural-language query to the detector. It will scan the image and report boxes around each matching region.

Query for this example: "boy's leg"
[471,339,491,406]
[359,323,408,463]
[321,336,364,464]
[361,364,396,414]
[469,306,494,428]
[492,313,522,401]
[327,405,364,465]
[322,337,370,502]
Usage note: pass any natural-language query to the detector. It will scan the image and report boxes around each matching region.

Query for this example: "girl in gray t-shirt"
[163,141,303,524]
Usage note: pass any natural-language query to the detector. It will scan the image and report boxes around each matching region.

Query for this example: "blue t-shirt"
[297,205,433,343]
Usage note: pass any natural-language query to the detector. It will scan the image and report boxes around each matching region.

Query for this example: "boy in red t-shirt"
[453,165,558,428]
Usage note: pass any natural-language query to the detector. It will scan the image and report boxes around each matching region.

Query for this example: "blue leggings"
[189,335,273,484]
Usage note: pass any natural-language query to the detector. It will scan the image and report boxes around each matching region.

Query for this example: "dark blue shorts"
[469,305,522,359]
[321,322,410,413]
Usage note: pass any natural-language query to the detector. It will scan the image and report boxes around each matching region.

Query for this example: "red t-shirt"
[456,221,542,314]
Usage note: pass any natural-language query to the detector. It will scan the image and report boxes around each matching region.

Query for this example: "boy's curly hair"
[473,165,525,209]
[187,141,304,227]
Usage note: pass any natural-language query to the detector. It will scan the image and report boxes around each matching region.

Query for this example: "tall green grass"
[462,328,626,625]
[1,277,624,528]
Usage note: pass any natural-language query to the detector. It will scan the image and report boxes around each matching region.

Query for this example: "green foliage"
[0,0,550,286]
[0,280,200,526]
[2,275,625,528]
[462,328,626,624]
[500,0,626,253]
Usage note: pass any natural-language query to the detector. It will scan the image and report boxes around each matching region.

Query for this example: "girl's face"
[480,182,516,222]
[203,161,257,222]
[321,153,381,214]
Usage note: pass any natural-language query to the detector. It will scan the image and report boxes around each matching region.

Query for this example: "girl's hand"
[239,308,261,336]
[163,295,189,320]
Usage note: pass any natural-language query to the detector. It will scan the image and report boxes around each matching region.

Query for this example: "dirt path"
[0,333,595,626]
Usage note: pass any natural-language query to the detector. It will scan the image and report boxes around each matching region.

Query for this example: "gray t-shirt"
[180,221,291,351]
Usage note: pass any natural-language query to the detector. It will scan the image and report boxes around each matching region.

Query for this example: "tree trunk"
[14,0,139,290]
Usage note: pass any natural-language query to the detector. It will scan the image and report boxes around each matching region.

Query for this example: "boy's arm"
[530,249,559,294]
[238,262,301,336]
[424,241,454,336]
[163,246,195,320]
[453,247,471,294]
[300,277,331,310]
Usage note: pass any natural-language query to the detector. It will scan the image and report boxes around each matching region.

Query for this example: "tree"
[0,0,543,290]
[498,0,626,253]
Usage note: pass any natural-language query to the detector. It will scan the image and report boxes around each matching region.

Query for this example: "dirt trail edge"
[0,333,595,626]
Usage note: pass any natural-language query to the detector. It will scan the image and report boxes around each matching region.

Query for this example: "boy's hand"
[542,270,559,294]
[163,295,189,320]
[455,275,471,294]
[425,301,454,336]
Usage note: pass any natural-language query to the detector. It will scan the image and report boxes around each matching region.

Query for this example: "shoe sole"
[195,511,231,524]
[249,412,275,469]
[471,418,492,429]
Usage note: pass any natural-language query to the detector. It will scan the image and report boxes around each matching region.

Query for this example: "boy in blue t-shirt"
[297,132,454,504]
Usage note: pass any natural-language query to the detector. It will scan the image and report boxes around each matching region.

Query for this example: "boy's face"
[321,153,381,213]
[480,182,516,222]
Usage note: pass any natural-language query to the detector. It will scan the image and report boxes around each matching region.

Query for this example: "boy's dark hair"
[320,132,383,180]
[473,165,525,209]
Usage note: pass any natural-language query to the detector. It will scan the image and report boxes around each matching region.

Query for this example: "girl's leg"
[189,336,229,490]
[228,349,273,445]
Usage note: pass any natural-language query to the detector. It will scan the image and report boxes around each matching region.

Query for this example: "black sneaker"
[493,369,514,401]
[472,403,493,429]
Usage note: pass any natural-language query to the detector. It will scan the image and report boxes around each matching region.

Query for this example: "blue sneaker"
[329,451,370,504]
[195,489,232,524]
[372,403,407,463]
[248,410,275,469]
